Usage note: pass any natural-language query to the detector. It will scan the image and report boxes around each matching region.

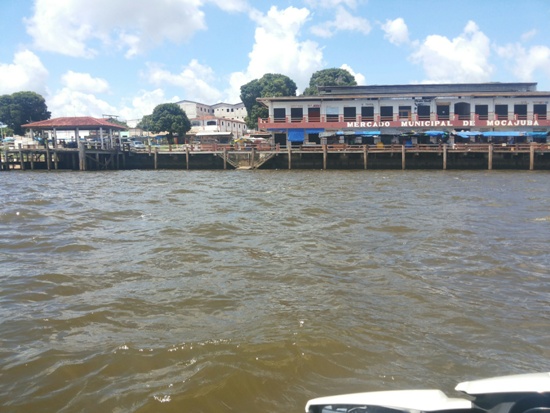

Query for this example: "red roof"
[22,116,127,130]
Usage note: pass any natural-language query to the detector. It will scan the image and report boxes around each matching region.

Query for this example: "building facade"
[176,100,248,140]
[189,115,247,138]
[177,100,215,119]
[177,100,247,122]
[211,102,247,122]
[257,83,550,145]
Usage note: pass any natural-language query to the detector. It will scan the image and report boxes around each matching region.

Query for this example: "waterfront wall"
[2,144,550,171]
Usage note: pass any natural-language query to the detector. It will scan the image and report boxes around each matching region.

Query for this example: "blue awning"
[306,128,325,134]
[526,132,548,137]
[288,129,305,142]
[482,131,526,137]
[455,131,482,138]
[424,130,448,136]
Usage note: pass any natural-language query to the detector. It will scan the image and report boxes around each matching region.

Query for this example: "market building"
[257,82,550,146]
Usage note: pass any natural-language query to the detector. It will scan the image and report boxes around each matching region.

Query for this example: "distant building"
[189,115,247,138]
[176,100,248,140]
[177,100,216,119]
[257,82,550,146]
[176,100,247,122]
[211,102,247,122]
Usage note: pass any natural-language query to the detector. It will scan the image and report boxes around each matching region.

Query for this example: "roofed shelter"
[22,116,127,149]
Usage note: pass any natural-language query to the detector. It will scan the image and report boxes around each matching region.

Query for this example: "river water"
[0,170,549,412]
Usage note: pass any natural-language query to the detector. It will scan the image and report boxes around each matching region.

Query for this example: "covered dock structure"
[4,117,128,171]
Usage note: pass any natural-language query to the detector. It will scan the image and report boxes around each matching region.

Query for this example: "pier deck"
[2,143,549,171]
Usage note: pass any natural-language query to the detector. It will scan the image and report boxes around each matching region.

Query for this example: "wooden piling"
[154,147,158,170]
[78,144,86,171]
[185,146,189,170]
[530,143,535,171]
[401,145,406,170]
[46,146,52,171]
[287,145,292,169]
[363,145,368,170]
[323,144,327,170]
[443,144,447,170]
[488,144,493,170]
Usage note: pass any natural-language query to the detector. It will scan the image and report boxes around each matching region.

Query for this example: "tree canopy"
[148,103,191,143]
[240,73,297,129]
[104,116,128,129]
[302,68,357,96]
[136,114,153,132]
[0,91,51,135]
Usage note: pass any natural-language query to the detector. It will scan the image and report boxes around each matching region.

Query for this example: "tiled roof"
[22,117,127,130]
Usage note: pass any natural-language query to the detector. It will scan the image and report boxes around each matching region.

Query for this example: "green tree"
[137,114,153,132]
[149,103,191,144]
[0,91,51,135]
[303,68,357,96]
[104,116,128,129]
[240,73,297,129]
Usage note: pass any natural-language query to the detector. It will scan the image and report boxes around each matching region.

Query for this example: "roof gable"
[22,117,127,130]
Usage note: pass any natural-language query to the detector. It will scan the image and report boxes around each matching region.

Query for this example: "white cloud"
[310,6,371,38]
[521,29,537,42]
[61,71,110,94]
[118,89,180,121]
[410,21,493,83]
[25,0,207,58]
[497,43,550,81]
[381,18,410,46]
[0,50,49,95]
[227,5,324,99]
[340,64,366,85]
[146,59,224,104]
[48,88,117,118]
[48,85,176,120]
[206,0,250,13]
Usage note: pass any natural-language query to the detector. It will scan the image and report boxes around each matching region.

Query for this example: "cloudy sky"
[2,0,550,123]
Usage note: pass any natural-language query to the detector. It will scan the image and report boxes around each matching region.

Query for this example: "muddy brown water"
[0,170,549,412]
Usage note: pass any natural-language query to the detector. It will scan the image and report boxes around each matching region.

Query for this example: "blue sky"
[1,0,550,123]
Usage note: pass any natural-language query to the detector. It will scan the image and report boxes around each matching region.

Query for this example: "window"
[534,104,547,120]
[308,107,320,122]
[361,106,374,121]
[398,106,411,120]
[495,104,508,119]
[436,105,449,120]
[380,106,393,121]
[343,107,356,122]
[454,102,471,120]
[475,104,488,120]
[326,107,339,122]
[514,104,527,120]
[274,108,286,122]
[417,105,430,120]
[291,107,303,122]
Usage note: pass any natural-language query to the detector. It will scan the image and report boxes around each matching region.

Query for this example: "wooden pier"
[2,142,550,171]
